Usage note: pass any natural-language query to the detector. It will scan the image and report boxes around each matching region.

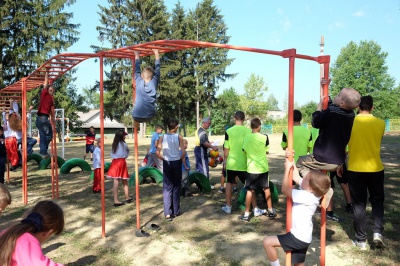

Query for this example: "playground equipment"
[0,39,331,265]
[38,156,66,170]
[59,158,92,174]
[188,171,212,193]
[128,166,163,187]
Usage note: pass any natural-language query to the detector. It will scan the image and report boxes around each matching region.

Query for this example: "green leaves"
[330,40,397,119]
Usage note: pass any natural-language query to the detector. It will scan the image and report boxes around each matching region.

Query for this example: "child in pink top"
[0,200,65,266]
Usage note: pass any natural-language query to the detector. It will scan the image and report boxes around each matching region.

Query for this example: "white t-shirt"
[290,179,320,243]
[93,147,101,169]
[110,142,129,159]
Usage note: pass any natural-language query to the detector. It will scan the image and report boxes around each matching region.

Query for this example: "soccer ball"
[209,150,219,158]
[209,158,217,168]
[216,156,224,164]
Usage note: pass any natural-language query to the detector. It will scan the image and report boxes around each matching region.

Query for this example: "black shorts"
[226,170,246,184]
[86,144,94,153]
[277,232,310,264]
[245,172,268,190]
[329,164,348,188]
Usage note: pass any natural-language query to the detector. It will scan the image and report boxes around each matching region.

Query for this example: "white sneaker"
[352,240,369,251]
[222,205,232,214]
[210,185,215,190]
[373,233,385,247]
[253,207,267,217]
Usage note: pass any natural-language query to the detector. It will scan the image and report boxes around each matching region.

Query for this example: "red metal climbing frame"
[0,40,330,266]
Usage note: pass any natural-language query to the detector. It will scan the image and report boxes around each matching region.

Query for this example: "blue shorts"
[86,144,94,153]
[277,232,310,264]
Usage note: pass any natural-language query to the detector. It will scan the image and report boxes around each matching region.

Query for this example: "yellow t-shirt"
[347,114,385,172]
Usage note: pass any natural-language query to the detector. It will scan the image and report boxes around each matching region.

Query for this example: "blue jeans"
[18,137,38,155]
[36,116,53,155]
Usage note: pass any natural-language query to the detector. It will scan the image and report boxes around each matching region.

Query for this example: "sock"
[327,211,334,216]
[244,212,250,217]
[270,259,280,266]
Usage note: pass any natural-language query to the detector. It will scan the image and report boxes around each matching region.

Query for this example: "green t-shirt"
[242,132,269,174]
[309,127,319,154]
[224,125,251,171]
[281,125,312,162]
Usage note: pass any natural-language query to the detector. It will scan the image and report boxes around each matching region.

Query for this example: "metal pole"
[99,55,106,238]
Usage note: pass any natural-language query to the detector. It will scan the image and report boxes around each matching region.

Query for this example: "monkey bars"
[0,40,330,266]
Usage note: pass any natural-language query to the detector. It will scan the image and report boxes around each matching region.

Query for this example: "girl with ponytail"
[0,200,65,266]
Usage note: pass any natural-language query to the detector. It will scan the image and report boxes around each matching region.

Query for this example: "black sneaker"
[238,215,250,222]
[326,213,340,222]
[268,209,277,220]
[232,187,238,194]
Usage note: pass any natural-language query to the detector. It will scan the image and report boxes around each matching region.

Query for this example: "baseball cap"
[202,117,211,123]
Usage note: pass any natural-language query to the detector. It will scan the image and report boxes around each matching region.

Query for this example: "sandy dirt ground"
[1,133,398,265]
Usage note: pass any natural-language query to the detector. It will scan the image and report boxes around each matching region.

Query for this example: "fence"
[260,119,400,134]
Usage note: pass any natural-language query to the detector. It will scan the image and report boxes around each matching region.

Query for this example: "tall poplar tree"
[185,0,236,119]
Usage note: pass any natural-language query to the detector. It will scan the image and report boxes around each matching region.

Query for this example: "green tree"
[298,101,318,124]
[266,94,279,110]
[211,87,241,134]
[330,40,396,119]
[0,0,79,87]
[185,0,236,121]
[82,86,100,109]
[240,73,269,118]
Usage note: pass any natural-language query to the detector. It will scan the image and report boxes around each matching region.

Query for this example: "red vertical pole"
[319,36,328,266]
[132,58,141,231]
[22,79,28,204]
[99,55,106,238]
[284,49,296,266]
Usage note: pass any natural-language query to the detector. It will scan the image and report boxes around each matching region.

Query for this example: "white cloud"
[283,17,291,31]
[328,21,345,31]
[353,9,365,17]
[267,32,280,47]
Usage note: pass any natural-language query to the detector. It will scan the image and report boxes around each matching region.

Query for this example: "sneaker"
[210,185,215,190]
[267,209,277,220]
[326,213,340,222]
[373,233,385,247]
[253,207,267,217]
[352,240,369,251]
[232,187,238,194]
[222,205,232,214]
[83,155,86,160]
[238,214,250,222]
[218,187,225,194]
[345,204,354,214]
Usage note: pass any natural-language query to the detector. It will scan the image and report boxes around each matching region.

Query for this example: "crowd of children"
[0,48,386,265]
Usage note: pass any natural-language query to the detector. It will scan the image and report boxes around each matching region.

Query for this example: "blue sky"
[65,0,400,109]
